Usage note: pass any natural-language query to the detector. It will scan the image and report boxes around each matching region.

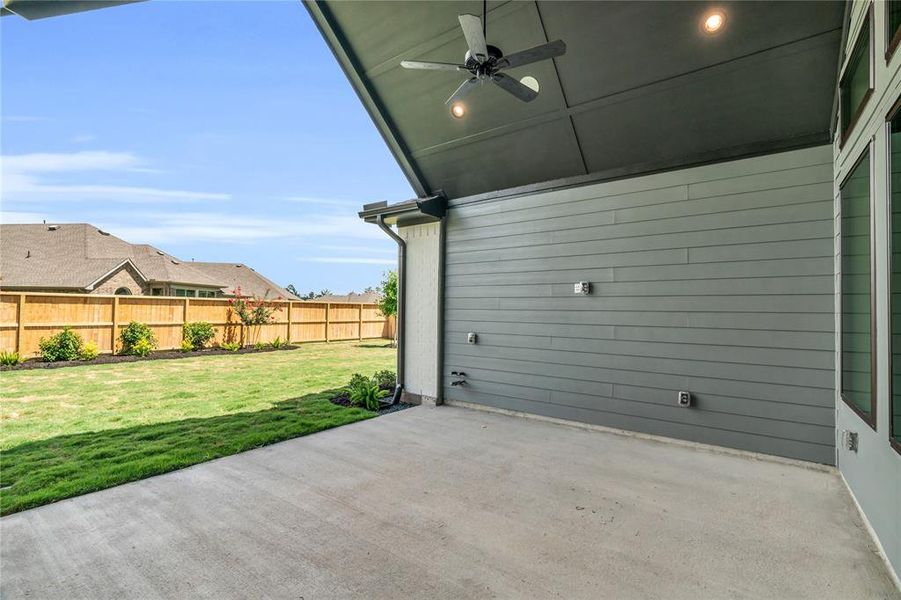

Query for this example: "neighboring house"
[0,223,298,299]
[313,291,381,304]
[309,0,901,578]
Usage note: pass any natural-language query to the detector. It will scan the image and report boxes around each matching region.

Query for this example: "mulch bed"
[330,385,414,414]
[1,345,299,372]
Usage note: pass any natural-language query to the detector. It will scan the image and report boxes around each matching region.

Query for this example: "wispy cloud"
[299,257,397,265]
[318,244,396,254]
[0,211,49,224]
[70,134,97,144]
[2,115,46,123]
[284,196,360,208]
[1,151,229,203]
[100,211,386,245]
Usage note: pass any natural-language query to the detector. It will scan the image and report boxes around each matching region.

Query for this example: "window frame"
[840,5,875,148]
[886,96,901,454]
[840,142,878,431]
[887,0,901,61]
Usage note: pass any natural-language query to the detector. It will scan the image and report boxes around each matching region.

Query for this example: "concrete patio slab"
[2,405,898,599]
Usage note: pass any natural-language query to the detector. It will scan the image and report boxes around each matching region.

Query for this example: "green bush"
[0,351,21,366]
[347,373,369,391]
[269,336,284,349]
[39,327,84,362]
[131,338,154,357]
[180,339,194,352]
[183,321,215,351]
[373,369,396,389]
[80,341,99,361]
[220,341,241,352]
[119,321,157,356]
[348,379,389,411]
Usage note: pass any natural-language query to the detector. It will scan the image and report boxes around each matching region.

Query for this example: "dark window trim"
[840,4,875,149]
[887,0,901,61]
[886,97,901,453]
[840,141,878,431]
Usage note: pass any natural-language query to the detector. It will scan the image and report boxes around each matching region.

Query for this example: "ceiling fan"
[400,2,566,106]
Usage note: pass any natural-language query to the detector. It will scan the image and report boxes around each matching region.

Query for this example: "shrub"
[220,341,241,352]
[183,321,215,351]
[269,336,284,349]
[253,342,265,351]
[180,339,194,352]
[131,338,154,357]
[39,327,84,362]
[80,341,99,361]
[347,373,369,391]
[0,351,21,366]
[119,321,157,356]
[373,369,396,389]
[348,379,389,411]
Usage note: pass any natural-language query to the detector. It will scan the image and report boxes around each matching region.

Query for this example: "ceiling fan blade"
[497,40,567,70]
[400,60,466,72]
[491,73,538,102]
[458,14,488,62]
[446,77,480,105]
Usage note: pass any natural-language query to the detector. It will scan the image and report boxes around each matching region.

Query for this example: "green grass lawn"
[0,341,395,516]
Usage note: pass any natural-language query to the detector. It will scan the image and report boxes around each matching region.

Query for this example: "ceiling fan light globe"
[451,103,466,118]
[520,76,539,93]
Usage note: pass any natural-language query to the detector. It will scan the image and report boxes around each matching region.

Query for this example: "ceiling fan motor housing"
[465,44,504,71]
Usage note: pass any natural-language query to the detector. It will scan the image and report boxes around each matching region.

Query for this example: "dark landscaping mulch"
[1,345,300,372]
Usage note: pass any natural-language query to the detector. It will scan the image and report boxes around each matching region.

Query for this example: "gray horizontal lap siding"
[443,146,836,464]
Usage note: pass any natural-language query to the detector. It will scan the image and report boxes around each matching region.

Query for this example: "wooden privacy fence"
[0,292,395,357]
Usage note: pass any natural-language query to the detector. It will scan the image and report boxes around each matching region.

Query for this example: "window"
[114,287,132,295]
[198,290,216,298]
[888,0,901,59]
[840,10,873,145]
[841,146,876,429]
[888,100,901,452]
[151,288,163,296]
[173,288,196,298]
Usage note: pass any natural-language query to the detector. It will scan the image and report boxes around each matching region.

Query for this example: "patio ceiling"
[307,1,845,199]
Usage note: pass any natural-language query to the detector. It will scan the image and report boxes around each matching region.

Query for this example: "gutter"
[360,195,447,405]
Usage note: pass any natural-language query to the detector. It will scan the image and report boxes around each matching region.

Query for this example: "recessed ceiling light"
[450,102,466,118]
[703,10,725,33]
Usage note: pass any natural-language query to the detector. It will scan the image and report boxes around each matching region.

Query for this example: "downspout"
[435,216,446,405]
[377,215,405,404]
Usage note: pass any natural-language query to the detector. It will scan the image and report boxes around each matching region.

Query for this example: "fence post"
[359,303,364,340]
[183,298,190,346]
[16,294,26,355]
[111,296,120,354]
[325,303,330,342]
[286,301,292,344]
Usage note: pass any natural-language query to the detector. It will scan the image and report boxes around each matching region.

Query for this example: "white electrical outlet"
[677,391,691,407]
[574,281,590,295]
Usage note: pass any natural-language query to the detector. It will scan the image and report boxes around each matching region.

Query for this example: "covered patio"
[2,405,896,599]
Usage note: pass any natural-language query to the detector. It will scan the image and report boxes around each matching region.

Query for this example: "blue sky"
[1,0,412,294]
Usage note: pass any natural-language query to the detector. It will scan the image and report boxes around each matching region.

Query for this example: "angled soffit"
[313,1,844,200]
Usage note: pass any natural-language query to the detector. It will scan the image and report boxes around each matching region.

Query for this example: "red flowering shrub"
[226,287,283,346]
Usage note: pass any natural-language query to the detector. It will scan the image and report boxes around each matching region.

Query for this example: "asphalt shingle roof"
[0,223,294,298]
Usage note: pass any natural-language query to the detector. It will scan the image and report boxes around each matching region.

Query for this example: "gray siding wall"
[444,145,835,464]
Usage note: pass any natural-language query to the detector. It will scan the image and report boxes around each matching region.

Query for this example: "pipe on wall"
[376,215,405,404]
[435,216,446,404]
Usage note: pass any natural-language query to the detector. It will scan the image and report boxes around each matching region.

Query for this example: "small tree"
[227,287,283,346]
[285,284,300,298]
[378,270,398,347]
